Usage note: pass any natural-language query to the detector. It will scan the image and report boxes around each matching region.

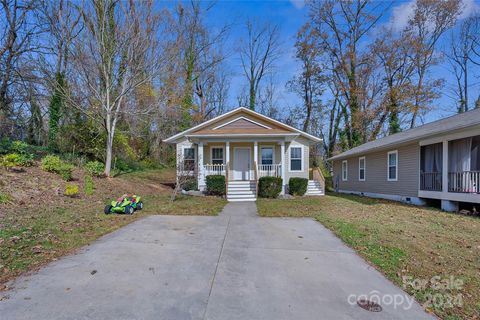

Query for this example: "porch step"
[306,180,324,196]
[227,180,256,201]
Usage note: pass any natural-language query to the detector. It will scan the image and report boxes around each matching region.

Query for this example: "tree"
[287,23,325,132]
[67,0,160,176]
[405,0,461,127]
[447,15,478,113]
[239,19,281,111]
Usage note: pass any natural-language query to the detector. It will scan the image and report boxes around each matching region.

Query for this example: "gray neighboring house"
[329,109,480,211]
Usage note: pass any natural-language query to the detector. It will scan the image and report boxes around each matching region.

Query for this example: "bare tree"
[446,15,478,113]
[239,19,281,111]
[67,0,160,176]
[405,0,461,127]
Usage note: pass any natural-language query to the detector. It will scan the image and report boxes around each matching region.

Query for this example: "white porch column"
[198,142,205,191]
[280,141,286,195]
[254,141,258,165]
[226,141,230,163]
[442,140,448,194]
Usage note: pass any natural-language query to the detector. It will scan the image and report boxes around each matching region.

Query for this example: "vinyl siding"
[285,137,309,181]
[332,143,419,197]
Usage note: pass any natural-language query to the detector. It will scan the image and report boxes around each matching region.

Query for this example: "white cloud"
[289,0,305,10]
[388,0,480,32]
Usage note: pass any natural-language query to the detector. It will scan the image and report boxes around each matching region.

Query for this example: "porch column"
[198,142,205,191]
[254,141,258,165]
[225,141,230,179]
[280,141,286,195]
[442,140,448,194]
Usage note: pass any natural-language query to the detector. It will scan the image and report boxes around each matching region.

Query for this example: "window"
[211,147,224,165]
[290,146,302,171]
[387,150,398,181]
[261,147,274,165]
[342,160,348,181]
[183,147,195,171]
[358,157,365,181]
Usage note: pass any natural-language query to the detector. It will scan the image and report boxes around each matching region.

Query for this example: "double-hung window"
[183,147,195,171]
[290,146,302,171]
[358,157,365,181]
[261,147,273,165]
[211,147,224,165]
[387,150,398,181]
[342,160,348,181]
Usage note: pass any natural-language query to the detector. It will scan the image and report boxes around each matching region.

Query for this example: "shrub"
[0,191,12,204]
[85,161,105,177]
[206,175,225,196]
[64,183,79,197]
[41,155,74,181]
[258,176,283,198]
[289,177,308,196]
[1,153,34,169]
[181,176,198,191]
[84,175,94,195]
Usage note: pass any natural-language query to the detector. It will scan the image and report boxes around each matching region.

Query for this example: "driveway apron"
[0,202,434,320]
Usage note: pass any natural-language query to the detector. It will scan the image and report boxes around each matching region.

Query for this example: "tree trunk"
[105,112,113,177]
[249,80,255,110]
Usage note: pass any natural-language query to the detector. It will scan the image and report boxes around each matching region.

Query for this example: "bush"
[258,176,283,198]
[0,153,34,169]
[205,175,225,196]
[181,176,198,191]
[41,155,74,181]
[289,177,308,196]
[64,183,79,197]
[85,161,105,177]
[84,175,94,195]
[0,191,12,204]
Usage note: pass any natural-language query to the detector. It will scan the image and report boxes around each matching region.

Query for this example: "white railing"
[420,172,442,191]
[258,164,281,178]
[448,171,480,193]
[204,164,226,176]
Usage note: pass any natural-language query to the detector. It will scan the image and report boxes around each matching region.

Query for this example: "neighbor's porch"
[419,132,480,204]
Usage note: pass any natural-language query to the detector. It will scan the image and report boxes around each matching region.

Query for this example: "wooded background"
[1,0,478,175]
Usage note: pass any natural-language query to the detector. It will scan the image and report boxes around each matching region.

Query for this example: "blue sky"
[159,0,480,124]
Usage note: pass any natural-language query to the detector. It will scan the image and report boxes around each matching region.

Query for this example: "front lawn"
[257,194,480,320]
[0,168,226,288]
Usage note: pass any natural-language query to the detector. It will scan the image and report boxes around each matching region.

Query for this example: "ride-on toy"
[104,194,143,215]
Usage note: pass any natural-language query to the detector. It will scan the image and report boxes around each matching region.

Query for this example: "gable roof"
[163,107,322,143]
[328,108,480,161]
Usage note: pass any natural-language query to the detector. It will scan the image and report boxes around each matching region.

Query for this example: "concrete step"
[227,198,256,202]
[228,180,255,185]
[228,190,256,195]
[227,194,257,201]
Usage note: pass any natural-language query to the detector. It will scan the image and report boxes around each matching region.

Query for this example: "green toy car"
[104,194,143,215]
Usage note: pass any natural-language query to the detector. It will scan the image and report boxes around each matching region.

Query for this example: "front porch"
[419,133,480,206]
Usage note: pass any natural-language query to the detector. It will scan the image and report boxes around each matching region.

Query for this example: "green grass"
[257,194,480,319]
[0,191,12,204]
[84,175,94,195]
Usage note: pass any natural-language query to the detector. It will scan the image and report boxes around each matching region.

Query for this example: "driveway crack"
[202,214,231,320]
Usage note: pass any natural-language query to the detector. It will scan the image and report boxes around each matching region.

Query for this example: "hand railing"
[313,167,325,193]
[448,171,480,193]
[204,164,226,176]
[254,161,259,198]
[225,162,229,196]
[420,172,442,191]
[258,164,281,177]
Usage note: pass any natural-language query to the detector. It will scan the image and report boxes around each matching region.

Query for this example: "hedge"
[258,176,282,198]
[206,175,225,196]
[289,177,308,196]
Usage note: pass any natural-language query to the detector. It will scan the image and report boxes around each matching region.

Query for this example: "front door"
[233,148,251,180]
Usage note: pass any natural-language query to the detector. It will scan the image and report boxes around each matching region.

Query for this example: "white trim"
[387,150,398,181]
[180,145,196,175]
[233,147,252,180]
[209,145,225,165]
[260,145,275,165]
[342,160,348,181]
[358,156,366,181]
[288,144,303,172]
[186,133,299,138]
[212,116,272,130]
[338,189,427,206]
[164,107,322,143]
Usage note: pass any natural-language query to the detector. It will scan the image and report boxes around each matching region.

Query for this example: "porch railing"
[204,164,226,176]
[448,171,480,193]
[258,164,281,178]
[420,172,442,191]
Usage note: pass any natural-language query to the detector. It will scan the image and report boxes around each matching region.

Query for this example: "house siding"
[285,137,310,181]
[332,142,419,197]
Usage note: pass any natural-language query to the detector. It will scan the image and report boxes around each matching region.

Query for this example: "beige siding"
[285,137,310,181]
[332,143,419,197]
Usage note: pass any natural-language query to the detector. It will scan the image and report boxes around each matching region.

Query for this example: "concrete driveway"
[1,202,434,320]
